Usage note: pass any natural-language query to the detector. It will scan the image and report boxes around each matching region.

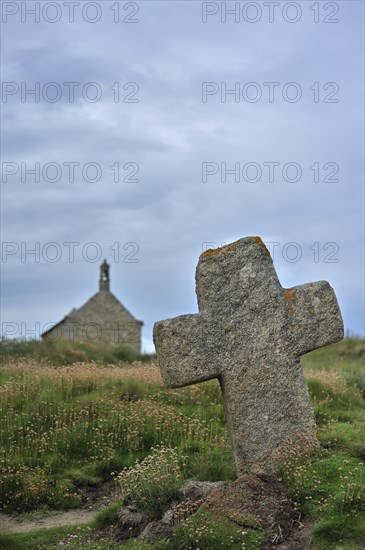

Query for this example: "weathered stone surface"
[117,505,147,539]
[139,520,173,542]
[180,480,225,502]
[138,481,225,542]
[153,236,344,475]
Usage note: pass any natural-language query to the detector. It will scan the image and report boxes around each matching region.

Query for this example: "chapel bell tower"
[99,259,110,291]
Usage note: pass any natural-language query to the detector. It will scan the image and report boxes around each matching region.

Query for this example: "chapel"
[42,260,143,353]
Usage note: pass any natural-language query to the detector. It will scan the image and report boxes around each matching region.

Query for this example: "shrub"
[116,445,187,519]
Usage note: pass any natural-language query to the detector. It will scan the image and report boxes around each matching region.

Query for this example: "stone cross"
[153,236,343,475]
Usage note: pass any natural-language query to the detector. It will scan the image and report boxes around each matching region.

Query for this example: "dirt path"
[0,508,98,533]
[0,480,117,535]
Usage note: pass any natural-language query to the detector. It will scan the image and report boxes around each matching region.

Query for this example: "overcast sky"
[1,1,364,352]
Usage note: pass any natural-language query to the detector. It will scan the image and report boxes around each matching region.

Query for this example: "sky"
[1,0,364,352]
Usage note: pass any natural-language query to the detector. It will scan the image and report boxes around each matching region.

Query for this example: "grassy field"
[0,338,364,549]
[0,338,153,366]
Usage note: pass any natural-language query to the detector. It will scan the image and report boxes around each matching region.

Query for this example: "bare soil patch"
[0,479,117,534]
[205,474,312,549]
[0,509,96,534]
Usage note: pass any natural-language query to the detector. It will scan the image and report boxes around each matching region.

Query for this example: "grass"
[0,338,155,367]
[0,359,232,513]
[302,337,365,397]
[172,507,267,549]
[0,338,364,549]
[0,532,161,550]
[0,525,112,550]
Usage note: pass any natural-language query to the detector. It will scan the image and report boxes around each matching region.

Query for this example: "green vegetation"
[0,529,163,550]
[302,337,365,397]
[117,445,187,519]
[0,525,112,550]
[0,338,364,549]
[0,358,233,513]
[0,338,155,366]
[173,507,267,549]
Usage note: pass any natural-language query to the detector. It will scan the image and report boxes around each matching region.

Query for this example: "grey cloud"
[2,1,364,351]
